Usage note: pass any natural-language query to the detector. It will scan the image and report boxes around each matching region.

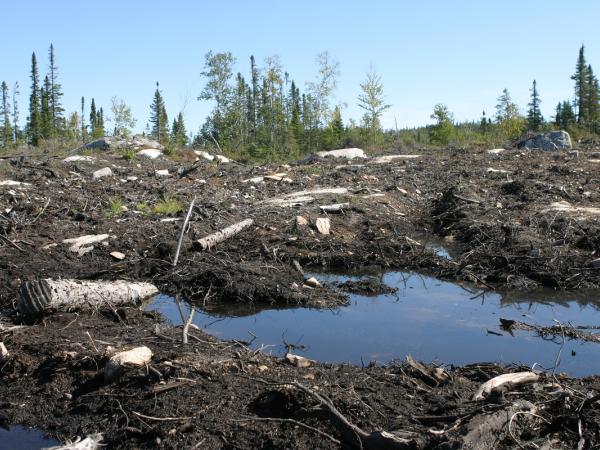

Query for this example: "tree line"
[1,44,599,156]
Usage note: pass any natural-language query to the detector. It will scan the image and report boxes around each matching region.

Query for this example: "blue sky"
[2,1,599,133]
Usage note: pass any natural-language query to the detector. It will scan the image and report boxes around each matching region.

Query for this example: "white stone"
[155,169,169,176]
[110,251,126,260]
[486,148,505,155]
[137,149,162,159]
[92,167,113,179]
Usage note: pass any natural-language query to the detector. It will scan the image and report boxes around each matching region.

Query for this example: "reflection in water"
[0,425,59,450]
[148,271,600,377]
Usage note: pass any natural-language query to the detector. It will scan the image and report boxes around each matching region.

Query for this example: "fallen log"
[472,372,539,401]
[319,203,350,214]
[194,218,254,251]
[18,279,159,315]
[45,433,104,450]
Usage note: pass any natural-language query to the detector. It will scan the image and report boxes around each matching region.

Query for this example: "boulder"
[137,149,162,159]
[316,148,366,159]
[517,131,572,151]
[81,135,164,152]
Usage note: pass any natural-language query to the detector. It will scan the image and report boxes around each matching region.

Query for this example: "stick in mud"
[173,196,196,267]
[194,218,254,251]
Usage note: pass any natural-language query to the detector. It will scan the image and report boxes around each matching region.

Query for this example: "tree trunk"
[18,279,159,315]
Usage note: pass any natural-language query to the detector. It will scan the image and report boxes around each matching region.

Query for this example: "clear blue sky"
[2,0,599,134]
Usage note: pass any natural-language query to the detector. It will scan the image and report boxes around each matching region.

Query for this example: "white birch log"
[18,279,159,315]
[44,433,104,450]
[0,342,8,360]
[472,371,539,401]
[319,203,350,213]
[195,219,254,251]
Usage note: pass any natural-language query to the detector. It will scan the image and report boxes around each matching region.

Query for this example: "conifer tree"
[28,52,41,145]
[171,112,187,147]
[40,76,52,139]
[149,82,169,143]
[89,98,97,137]
[572,45,589,124]
[47,44,64,135]
[1,81,13,147]
[586,65,600,132]
[527,80,543,131]
[12,82,20,144]
[81,97,87,142]
[249,55,259,134]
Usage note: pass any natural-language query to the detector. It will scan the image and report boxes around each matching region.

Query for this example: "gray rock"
[93,167,113,179]
[517,131,572,151]
[81,135,164,152]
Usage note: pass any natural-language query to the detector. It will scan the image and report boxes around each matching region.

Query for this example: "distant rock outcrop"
[81,135,165,152]
[517,131,572,151]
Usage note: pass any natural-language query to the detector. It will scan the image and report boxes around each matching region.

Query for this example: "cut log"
[104,346,153,381]
[472,371,539,401]
[319,203,350,214]
[285,352,314,368]
[17,279,159,315]
[195,219,254,251]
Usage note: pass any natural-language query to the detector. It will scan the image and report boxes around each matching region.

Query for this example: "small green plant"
[153,195,183,215]
[105,196,125,217]
[122,148,136,160]
[136,202,150,213]
[163,142,176,157]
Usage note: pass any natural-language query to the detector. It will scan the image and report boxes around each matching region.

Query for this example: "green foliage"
[110,97,136,137]
[28,52,41,146]
[358,68,391,146]
[171,112,187,147]
[149,82,169,143]
[495,89,525,141]
[105,196,125,217]
[429,103,455,145]
[122,148,136,160]
[0,81,13,147]
[153,195,183,215]
[527,80,544,131]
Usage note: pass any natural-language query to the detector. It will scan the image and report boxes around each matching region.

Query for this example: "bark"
[195,219,254,251]
[18,279,159,315]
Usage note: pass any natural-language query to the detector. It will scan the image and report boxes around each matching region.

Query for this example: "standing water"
[149,271,600,377]
[0,425,59,450]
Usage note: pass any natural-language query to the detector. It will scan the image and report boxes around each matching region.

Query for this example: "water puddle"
[0,425,59,450]
[149,271,600,377]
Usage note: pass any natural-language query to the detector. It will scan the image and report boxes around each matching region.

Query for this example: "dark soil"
[2,145,600,448]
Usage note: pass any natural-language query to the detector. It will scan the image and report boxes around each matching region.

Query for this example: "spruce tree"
[81,96,87,142]
[28,52,41,145]
[1,81,13,147]
[47,44,64,135]
[249,55,259,134]
[40,76,52,139]
[572,45,589,124]
[527,80,543,131]
[172,112,187,147]
[554,102,563,128]
[586,65,600,133]
[149,82,169,143]
[89,98,97,137]
[12,82,20,144]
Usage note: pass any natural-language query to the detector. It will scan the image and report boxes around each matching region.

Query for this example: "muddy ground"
[2,144,600,448]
